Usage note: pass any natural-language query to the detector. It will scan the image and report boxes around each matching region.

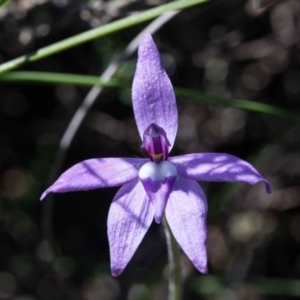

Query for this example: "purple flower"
[41,34,271,276]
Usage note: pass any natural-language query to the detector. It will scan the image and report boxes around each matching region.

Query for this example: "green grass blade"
[0,0,208,74]
[0,0,10,8]
[1,71,299,121]
[175,87,300,121]
[0,71,119,87]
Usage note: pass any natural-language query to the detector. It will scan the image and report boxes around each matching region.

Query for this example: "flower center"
[139,161,177,182]
[138,160,177,223]
[141,123,170,163]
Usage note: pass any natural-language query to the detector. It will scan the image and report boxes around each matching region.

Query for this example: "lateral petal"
[41,157,147,199]
[107,179,154,276]
[169,153,271,193]
[132,34,178,149]
[165,176,208,273]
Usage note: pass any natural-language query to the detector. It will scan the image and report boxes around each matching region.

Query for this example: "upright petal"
[107,179,154,276]
[165,176,208,273]
[132,34,178,149]
[169,153,271,193]
[40,157,147,199]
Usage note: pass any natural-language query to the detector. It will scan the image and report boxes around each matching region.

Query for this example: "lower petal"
[141,176,176,224]
[165,176,208,274]
[139,161,177,224]
[107,179,154,276]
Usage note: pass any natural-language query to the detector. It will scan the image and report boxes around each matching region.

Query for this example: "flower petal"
[169,153,271,193]
[40,157,147,200]
[165,176,208,273]
[139,161,177,223]
[141,176,176,224]
[107,179,154,276]
[132,34,178,149]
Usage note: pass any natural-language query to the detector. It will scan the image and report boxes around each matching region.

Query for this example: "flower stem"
[0,0,208,75]
[163,216,181,300]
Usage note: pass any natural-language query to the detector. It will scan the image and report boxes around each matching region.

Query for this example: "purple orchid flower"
[41,34,271,276]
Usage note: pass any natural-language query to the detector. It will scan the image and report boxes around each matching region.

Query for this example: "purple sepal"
[165,176,208,273]
[40,157,147,200]
[169,153,271,193]
[107,179,154,276]
[132,34,178,149]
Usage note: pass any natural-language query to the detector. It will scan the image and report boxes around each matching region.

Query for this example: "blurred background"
[1,0,300,299]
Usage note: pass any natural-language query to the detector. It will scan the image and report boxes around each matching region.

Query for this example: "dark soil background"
[1,0,300,299]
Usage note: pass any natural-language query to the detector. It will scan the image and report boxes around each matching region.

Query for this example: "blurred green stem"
[0,0,10,8]
[175,88,300,121]
[2,71,300,121]
[0,0,208,74]
[163,216,181,300]
[0,71,120,87]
